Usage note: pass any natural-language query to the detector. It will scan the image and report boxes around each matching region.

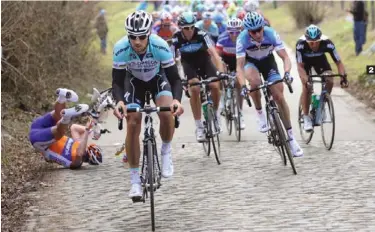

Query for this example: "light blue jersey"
[195,20,219,38]
[113,34,175,82]
[236,26,284,61]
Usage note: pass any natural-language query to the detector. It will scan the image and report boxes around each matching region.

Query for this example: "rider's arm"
[158,38,183,102]
[273,31,291,73]
[276,49,291,74]
[296,40,308,83]
[207,46,224,72]
[71,129,89,169]
[164,64,183,102]
[112,68,126,103]
[236,34,247,86]
[326,39,347,76]
[236,56,246,87]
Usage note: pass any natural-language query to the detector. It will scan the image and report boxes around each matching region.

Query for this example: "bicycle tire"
[232,89,241,142]
[224,90,233,136]
[208,105,221,165]
[202,120,211,156]
[147,140,156,231]
[320,93,335,150]
[267,106,286,166]
[298,99,314,144]
[273,111,297,175]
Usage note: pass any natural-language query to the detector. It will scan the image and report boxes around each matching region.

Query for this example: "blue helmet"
[178,12,196,26]
[196,3,205,13]
[163,4,172,12]
[305,24,322,41]
[243,12,264,30]
[213,12,225,24]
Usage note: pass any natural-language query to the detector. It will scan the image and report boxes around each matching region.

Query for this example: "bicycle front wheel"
[207,105,221,165]
[320,93,335,150]
[267,106,286,166]
[224,89,233,136]
[232,90,241,142]
[202,120,211,156]
[274,111,297,175]
[147,140,156,231]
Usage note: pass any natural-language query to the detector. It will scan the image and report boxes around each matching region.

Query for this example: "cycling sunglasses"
[229,31,240,36]
[182,25,195,31]
[128,35,148,40]
[306,39,321,45]
[248,27,263,34]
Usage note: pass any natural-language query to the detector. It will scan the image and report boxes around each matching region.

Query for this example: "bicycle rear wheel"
[147,140,156,231]
[232,90,241,142]
[208,105,221,165]
[267,106,286,166]
[298,99,314,144]
[320,93,335,150]
[274,111,297,175]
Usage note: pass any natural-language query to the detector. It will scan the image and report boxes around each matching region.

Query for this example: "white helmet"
[216,4,224,12]
[244,0,259,12]
[226,17,243,31]
[160,11,173,22]
[125,10,153,36]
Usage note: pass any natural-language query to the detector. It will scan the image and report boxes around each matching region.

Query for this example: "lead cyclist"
[112,11,184,199]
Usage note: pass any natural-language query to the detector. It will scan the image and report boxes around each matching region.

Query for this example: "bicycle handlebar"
[117,105,180,129]
[243,78,293,107]
[181,71,235,88]
[308,74,345,78]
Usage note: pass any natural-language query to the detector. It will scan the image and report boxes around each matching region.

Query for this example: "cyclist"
[28,88,103,169]
[112,11,184,199]
[195,3,205,21]
[172,12,224,142]
[152,11,178,46]
[195,11,220,43]
[296,24,348,131]
[236,12,303,157]
[216,17,246,130]
[243,0,271,26]
[213,11,227,35]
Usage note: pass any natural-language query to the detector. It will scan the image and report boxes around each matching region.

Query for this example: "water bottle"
[311,94,320,109]
[312,94,322,125]
[202,101,209,121]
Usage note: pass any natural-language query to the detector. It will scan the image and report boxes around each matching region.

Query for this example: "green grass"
[262,2,375,81]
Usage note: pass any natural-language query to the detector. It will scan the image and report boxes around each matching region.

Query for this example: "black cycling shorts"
[304,55,332,75]
[182,59,218,80]
[245,54,282,82]
[124,69,172,108]
[222,55,236,73]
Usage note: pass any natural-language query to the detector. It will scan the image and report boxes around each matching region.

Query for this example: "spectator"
[347,1,368,56]
[95,9,109,54]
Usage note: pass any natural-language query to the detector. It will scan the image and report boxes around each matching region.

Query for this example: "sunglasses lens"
[183,26,194,30]
[129,35,147,40]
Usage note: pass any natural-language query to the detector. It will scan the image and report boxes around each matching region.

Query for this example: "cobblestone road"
[24,48,375,231]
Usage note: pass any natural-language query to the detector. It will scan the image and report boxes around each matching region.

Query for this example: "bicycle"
[182,72,233,165]
[243,77,297,175]
[117,91,179,232]
[221,71,243,142]
[298,74,344,150]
